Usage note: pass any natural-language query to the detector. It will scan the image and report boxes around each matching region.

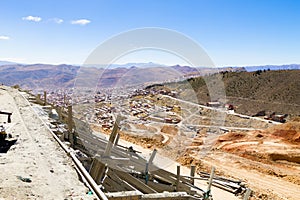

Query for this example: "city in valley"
[1,1,300,200]
[19,67,299,200]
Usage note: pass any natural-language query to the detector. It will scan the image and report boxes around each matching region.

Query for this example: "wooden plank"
[211,182,236,194]
[103,177,125,192]
[89,158,106,184]
[105,191,142,200]
[107,170,136,191]
[152,169,191,185]
[141,192,193,200]
[138,178,174,192]
[152,172,191,193]
[104,115,121,156]
[115,170,157,194]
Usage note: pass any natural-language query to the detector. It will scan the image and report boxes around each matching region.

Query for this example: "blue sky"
[0,0,300,66]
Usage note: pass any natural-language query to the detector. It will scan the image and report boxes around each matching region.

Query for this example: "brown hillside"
[167,70,300,116]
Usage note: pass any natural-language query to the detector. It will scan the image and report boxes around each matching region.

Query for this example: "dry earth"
[103,114,300,199]
[177,119,300,200]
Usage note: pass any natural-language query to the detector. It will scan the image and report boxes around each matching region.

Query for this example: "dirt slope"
[0,86,93,199]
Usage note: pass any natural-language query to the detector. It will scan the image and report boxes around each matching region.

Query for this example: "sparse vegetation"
[166,70,300,116]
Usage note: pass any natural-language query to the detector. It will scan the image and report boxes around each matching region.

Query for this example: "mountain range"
[0,61,299,92]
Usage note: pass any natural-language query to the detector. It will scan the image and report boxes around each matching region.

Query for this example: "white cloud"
[22,15,42,22]
[0,36,10,40]
[71,19,91,25]
[50,18,64,24]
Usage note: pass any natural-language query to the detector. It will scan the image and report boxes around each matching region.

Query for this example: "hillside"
[0,64,78,90]
[165,70,300,116]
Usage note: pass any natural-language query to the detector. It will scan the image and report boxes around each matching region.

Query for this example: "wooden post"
[243,188,252,200]
[176,165,181,191]
[104,115,120,156]
[67,105,74,146]
[7,113,11,123]
[190,165,196,185]
[207,166,215,193]
[37,94,41,101]
[64,93,66,105]
[145,162,149,184]
[67,105,73,131]
[57,106,62,121]
[148,149,157,165]
[113,133,120,147]
[43,91,47,105]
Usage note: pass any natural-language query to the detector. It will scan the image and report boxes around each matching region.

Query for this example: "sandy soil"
[0,86,94,200]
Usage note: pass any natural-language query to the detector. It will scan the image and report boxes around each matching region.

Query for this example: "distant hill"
[0,62,299,105]
[0,60,18,66]
[238,64,300,72]
[0,63,244,90]
[164,70,300,116]
[0,64,79,90]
